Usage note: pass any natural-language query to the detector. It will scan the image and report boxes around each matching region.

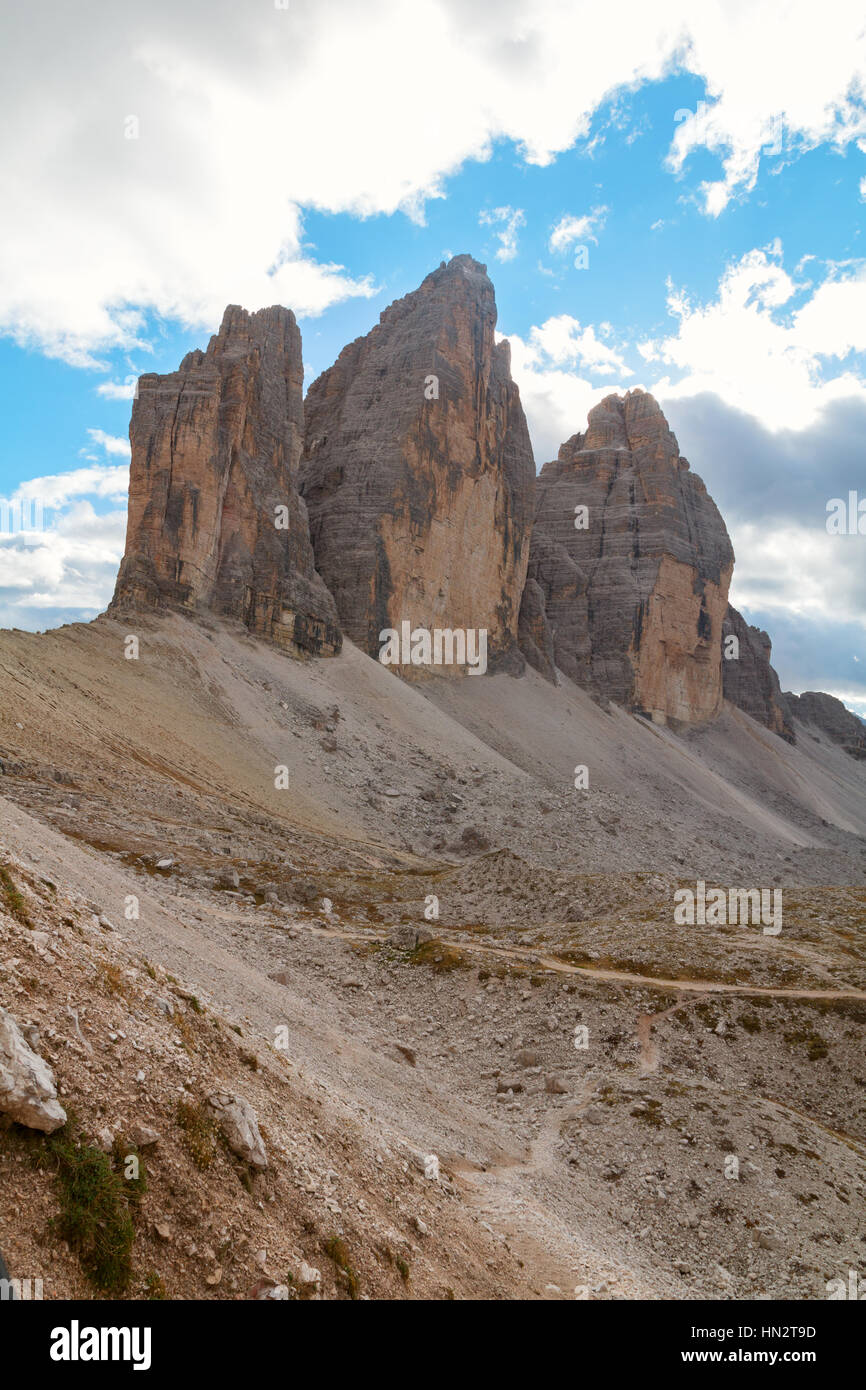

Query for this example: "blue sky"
[1,0,865,713]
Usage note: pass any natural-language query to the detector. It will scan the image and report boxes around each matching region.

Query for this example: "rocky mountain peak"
[300,254,534,670]
[519,390,734,722]
[110,303,341,656]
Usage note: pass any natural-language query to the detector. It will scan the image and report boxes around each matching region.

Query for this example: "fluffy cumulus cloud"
[95,377,139,401]
[640,245,866,431]
[504,239,866,709]
[84,429,132,459]
[3,0,866,363]
[666,6,866,215]
[0,467,128,631]
[505,316,635,462]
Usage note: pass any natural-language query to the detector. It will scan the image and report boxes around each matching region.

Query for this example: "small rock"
[544,1074,569,1094]
[757,1232,783,1252]
[514,1048,540,1068]
[129,1123,160,1148]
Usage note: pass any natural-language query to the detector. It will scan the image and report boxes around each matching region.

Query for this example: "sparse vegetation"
[45,1123,136,1293]
[324,1235,360,1299]
[176,1098,217,1169]
[99,961,129,997]
[784,1029,829,1060]
[410,939,468,972]
[144,1270,167,1299]
[0,862,31,926]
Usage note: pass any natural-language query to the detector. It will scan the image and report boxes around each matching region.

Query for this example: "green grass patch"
[46,1124,137,1293]
[0,862,31,926]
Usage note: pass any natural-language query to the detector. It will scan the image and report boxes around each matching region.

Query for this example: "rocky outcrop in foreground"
[111,305,341,657]
[721,606,795,741]
[301,256,535,670]
[0,1006,66,1133]
[519,391,734,723]
[785,690,866,759]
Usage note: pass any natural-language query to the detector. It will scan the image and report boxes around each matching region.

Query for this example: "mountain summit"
[111,304,341,656]
[519,389,734,724]
[300,255,535,670]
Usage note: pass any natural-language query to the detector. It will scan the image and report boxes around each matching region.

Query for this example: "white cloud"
[86,429,132,458]
[478,206,525,262]
[96,377,138,400]
[666,7,866,216]
[517,315,631,375]
[642,247,866,430]
[0,502,127,627]
[549,206,608,252]
[12,465,130,510]
[730,522,866,631]
[0,459,131,626]
[4,2,866,363]
[506,315,635,462]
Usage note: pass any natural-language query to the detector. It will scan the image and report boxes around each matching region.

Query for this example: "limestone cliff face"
[111,305,341,656]
[785,690,866,759]
[721,606,794,741]
[519,390,734,723]
[300,256,535,671]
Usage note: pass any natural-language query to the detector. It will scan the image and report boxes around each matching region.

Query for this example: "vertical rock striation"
[721,606,795,740]
[519,390,734,723]
[111,305,341,656]
[300,256,535,671]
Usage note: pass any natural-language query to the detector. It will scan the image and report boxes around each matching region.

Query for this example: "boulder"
[0,1007,67,1133]
[205,1091,268,1169]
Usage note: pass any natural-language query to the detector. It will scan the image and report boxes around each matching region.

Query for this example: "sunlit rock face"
[520,390,734,724]
[111,304,341,657]
[300,256,535,673]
